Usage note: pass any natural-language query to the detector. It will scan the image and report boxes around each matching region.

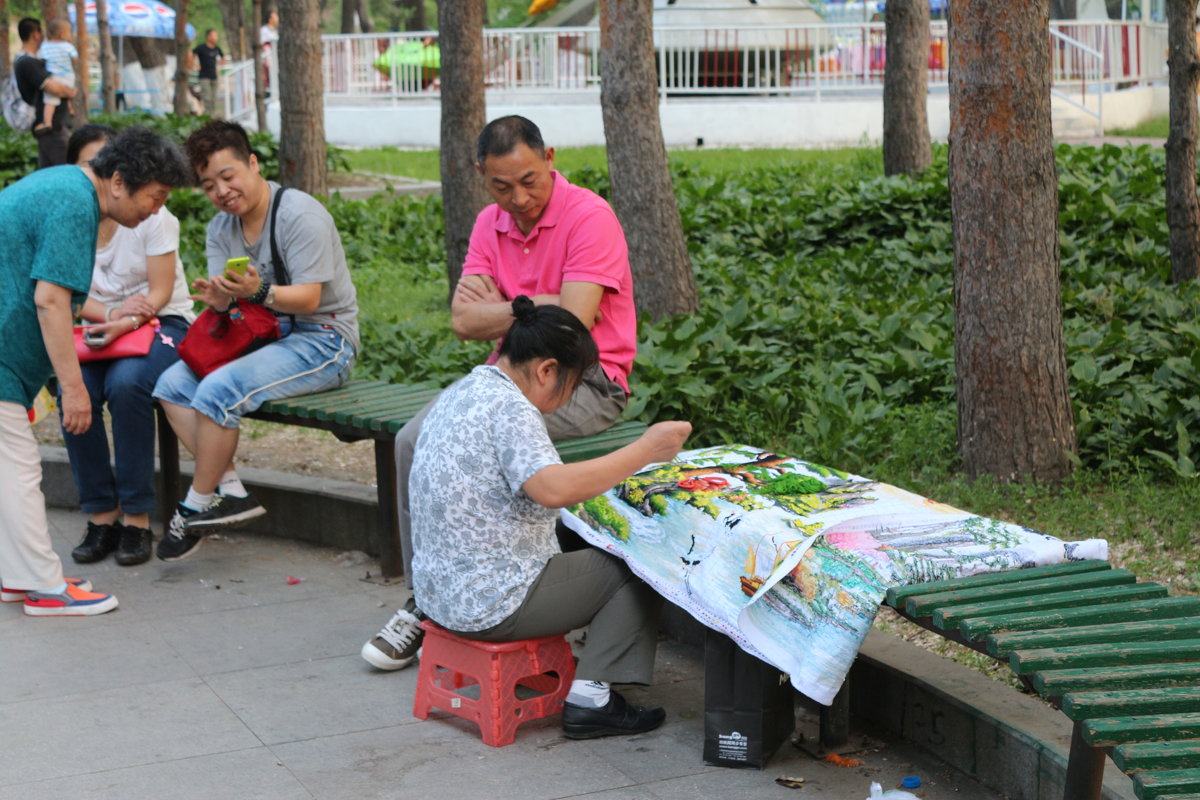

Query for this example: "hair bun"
[511,295,536,322]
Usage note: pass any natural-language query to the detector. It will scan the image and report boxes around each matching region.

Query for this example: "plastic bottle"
[866,781,922,800]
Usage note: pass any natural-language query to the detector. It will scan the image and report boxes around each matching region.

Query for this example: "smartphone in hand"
[225,256,250,279]
[82,326,106,347]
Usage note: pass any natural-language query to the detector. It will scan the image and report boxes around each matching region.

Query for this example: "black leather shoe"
[562,690,666,739]
[71,522,120,564]
[114,524,153,566]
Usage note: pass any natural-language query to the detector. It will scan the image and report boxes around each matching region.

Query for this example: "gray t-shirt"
[205,182,359,351]
[410,365,564,632]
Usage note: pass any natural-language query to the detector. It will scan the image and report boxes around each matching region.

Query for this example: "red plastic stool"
[412,620,576,747]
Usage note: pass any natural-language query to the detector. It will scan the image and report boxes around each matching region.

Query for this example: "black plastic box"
[702,629,796,769]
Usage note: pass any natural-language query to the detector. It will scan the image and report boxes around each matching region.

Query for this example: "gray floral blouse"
[410,365,563,631]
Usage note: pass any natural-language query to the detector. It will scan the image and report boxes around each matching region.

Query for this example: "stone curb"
[39,445,1136,799]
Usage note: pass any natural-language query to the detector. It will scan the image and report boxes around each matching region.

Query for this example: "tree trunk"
[883,0,931,176]
[406,0,426,30]
[437,0,489,300]
[1165,0,1200,283]
[173,0,191,115]
[71,0,89,125]
[129,35,165,68]
[949,0,1076,483]
[599,0,697,321]
[1049,0,1077,18]
[340,0,355,33]
[356,0,373,32]
[218,0,247,60]
[95,0,116,113]
[252,0,267,131]
[0,0,9,84]
[277,0,326,195]
[40,0,65,24]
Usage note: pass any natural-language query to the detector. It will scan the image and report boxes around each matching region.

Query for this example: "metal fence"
[315,20,1167,103]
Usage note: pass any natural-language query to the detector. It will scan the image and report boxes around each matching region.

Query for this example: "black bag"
[702,630,796,769]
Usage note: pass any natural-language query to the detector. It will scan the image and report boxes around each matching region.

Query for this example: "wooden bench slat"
[1063,687,1200,721]
[933,583,1170,630]
[905,569,1135,617]
[556,422,647,462]
[1133,767,1200,800]
[258,380,399,413]
[1113,740,1200,773]
[1034,663,1200,698]
[885,559,1112,607]
[1151,795,1200,800]
[988,616,1200,658]
[1084,713,1200,747]
[961,596,1200,641]
[261,383,437,418]
[319,391,442,424]
[1010,638,1200,676]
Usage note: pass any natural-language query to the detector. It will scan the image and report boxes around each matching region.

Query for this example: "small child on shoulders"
[36,19,77,135]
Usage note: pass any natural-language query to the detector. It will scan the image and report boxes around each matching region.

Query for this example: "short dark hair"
[204,28,217,36]
[89,127,192,194]
[67,124,117,166]
[182,120,253,173]
[498,296,598,394]
[476,115,545,166]
[18,17,42,42]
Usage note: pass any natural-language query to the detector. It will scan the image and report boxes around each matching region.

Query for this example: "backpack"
[2,57,36,132]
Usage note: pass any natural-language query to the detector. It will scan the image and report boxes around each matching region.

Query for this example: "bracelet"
[247,281,270,305]
[105,305,118,322]
[128,315,140,331]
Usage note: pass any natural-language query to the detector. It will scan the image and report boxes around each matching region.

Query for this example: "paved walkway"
[1,507,1006,800]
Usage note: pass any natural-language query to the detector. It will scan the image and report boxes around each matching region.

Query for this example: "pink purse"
[73,318,158,363]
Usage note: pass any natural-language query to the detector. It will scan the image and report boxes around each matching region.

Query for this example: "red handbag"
[74,319,158,363]
[178,302,281,377]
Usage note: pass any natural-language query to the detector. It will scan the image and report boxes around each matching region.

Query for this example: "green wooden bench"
[156,379,648,578]
[878,560,1200,800]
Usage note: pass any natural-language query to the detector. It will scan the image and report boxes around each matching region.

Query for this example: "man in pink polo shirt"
[361,115,637,672]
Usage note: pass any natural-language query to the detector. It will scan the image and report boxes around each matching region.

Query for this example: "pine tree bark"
[70,0,89,126]
[356,0,373,32]
[39,0,65,24]
[1165,0,1200,283]
[173,0,192,116]
[599,0,697,320]
[277,0,326,195]
[437,0,489,300]
[251,0,267,131]
[95,0,116,113]
[406,0,426,30]
[949,0,1076,482]
[883,0,931,176]
[340,0,355,33]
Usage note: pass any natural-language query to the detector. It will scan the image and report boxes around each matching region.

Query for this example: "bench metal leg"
[819,679,851,749]
[374,438,402,579]
[156,404,181,518]
[1062,720,1104,800]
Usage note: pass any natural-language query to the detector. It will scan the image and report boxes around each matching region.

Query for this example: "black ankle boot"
[71,522,121,564]
[114,523,153,566]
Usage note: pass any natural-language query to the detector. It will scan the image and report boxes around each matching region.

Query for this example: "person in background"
[192,29,225,118]
[13,17,76,167]
[0,126,190,616]
[61,125,196,568]
[259,11,279,94]
[361,115,637,672]
[410,296,690,738]
[34,18,77,137]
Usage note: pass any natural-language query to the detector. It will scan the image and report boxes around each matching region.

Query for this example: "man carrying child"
[34,18,77,138]
[13,17,76,168]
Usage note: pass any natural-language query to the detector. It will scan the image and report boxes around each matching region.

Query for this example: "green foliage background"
[1,119,1197,485]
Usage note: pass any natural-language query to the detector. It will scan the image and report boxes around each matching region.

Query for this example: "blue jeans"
[61,315,189,515]
[152,322,354,429]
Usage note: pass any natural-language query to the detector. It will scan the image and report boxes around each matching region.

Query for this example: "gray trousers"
[446,547,662,685]
[199,78,220,117]
[395,362,626,588]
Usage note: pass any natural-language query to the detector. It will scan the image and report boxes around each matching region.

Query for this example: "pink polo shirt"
[462,171,636,394]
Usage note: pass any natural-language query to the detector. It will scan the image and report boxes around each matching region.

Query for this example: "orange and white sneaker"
[1,577,93,603]
[23,583,118,617]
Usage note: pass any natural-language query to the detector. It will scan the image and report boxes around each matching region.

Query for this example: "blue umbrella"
[68,1,196,40]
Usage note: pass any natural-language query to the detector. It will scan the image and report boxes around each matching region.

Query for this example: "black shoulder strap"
[269,186,290,286]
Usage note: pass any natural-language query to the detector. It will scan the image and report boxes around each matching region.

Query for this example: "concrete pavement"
[0,507,1008,800]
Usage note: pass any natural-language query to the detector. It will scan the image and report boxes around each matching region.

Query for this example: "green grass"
[1109,114,1169,138]
[342,145,880,182]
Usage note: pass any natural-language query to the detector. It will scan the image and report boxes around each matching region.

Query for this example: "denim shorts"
[152,322,355,429]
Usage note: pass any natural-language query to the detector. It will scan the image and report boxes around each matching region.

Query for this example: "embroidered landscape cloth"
[561,444,1108,706]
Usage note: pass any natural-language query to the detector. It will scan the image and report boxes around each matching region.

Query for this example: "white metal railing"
[318,20,1167,103]
[1050,28,1105,135]
[222,59,258,123]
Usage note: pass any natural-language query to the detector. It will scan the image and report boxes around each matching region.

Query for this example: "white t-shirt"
[90,207,195,322]
[260,24,278,63]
